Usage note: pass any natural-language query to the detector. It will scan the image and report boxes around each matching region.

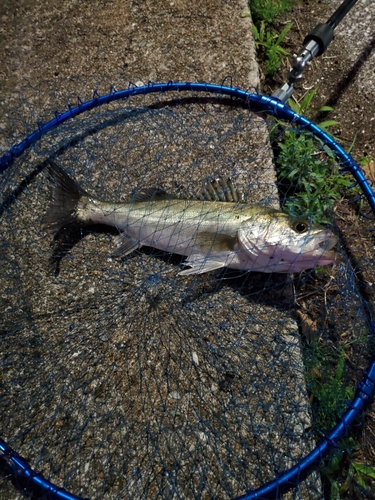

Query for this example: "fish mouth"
[316,233,341,263]
[318,233,338,252]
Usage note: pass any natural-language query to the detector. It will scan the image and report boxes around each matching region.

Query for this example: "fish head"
[239,211,340,273]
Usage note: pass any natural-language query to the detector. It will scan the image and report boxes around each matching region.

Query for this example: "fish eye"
[292,220,309,233]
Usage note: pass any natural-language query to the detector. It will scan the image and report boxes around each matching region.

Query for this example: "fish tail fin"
[43,160,89,234]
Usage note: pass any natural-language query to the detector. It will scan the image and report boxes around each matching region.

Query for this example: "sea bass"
[43,161,339,275]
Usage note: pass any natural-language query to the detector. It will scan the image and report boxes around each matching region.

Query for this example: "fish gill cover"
[0,84,372,499]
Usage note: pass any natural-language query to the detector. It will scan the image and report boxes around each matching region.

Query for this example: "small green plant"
[303,338,375,497]
[287,87,340,132]
[321,438,375,498]
[252,21,293,76]
[321,438,355,499]
[272,87,358,222]
[350,462,375,490]
[248,0,297,24]
[305,345,354,430]
[275,130,353,222]
[358,156,372,167]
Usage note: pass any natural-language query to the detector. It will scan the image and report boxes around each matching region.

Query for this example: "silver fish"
[43,161,339,275]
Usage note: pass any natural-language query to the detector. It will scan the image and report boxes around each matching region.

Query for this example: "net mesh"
[0,87,373,499]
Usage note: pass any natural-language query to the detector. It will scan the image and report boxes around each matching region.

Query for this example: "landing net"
[0,83,374,499]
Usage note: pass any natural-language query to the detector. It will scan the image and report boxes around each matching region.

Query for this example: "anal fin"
[112,233,140,257]
[179,259,225,276]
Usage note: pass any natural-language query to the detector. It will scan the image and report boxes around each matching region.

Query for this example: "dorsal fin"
[131,188,173,203]
[195,178,244,203]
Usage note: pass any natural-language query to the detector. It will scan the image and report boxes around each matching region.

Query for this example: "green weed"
[321,438,356,499]
[248,0,297,24]
[321,438,375,498]
[243,0,297,76]
[358,156,372,167]
[304,340,375,497]
[350,462,375,490]
[272,88,357,222]
[305,345,354,431]
[275,129,353,222]
[252,21,293,76]
[287,87,340,132]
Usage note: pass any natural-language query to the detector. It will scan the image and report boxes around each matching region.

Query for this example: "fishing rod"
[273,0,359,102]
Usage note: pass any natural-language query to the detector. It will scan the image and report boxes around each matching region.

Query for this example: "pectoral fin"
[179,259,226,276]
[112,233,141,257]
[179,232,237,275]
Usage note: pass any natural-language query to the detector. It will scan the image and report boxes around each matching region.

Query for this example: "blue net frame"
[1,82,375,500]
